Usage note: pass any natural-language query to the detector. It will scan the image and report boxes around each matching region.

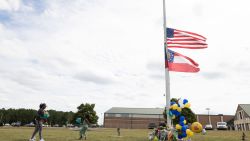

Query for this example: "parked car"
[89,124,97,128]
[205,124,213,130]
[25,122,35,127]
[66,124,74,128]
[42,124,49,127]
[53,124,59,127]
[11,121,21,127]
[148,123,157,129]
[4,123,10,126]
[217,122,227,130]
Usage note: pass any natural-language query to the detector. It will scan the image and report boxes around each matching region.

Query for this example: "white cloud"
[0,0,21,11]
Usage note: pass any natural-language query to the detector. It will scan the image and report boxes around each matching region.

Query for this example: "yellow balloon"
[172,104,178,110]
[177,107,182,112]
[184,120,187,124]
[172,115,176,119]
[153,136,158,141]
[186,129,194,137]
[190,122,203,133]
[186,129,191,134]
[184,103,191,108]
[170,105,173,109]
[190,131,194,137]
[176,124,182,130]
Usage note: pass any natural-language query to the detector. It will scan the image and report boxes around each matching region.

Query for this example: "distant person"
[79,117,90,140]
[117,128,120,136]
[29,103,48,141]
[202,128,206,135]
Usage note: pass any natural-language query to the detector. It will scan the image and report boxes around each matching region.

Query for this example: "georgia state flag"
[165,49,200,73]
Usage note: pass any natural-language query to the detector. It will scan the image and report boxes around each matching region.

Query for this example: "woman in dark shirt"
[29,103,47,141]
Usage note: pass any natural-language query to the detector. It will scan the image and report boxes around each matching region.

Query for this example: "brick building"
[104,107,234,129]
[104,107,165,129]
[234,104,250,131]
[196,114,234,130]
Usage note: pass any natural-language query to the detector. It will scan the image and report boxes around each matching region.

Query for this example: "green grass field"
[0,127,249,141]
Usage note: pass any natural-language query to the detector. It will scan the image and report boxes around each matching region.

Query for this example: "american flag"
[167,28,207,49]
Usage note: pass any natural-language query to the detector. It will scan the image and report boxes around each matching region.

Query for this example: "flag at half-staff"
[165,49,200,73]
[167,28,207,49]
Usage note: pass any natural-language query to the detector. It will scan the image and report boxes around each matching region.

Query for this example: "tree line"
[0,103,98,126]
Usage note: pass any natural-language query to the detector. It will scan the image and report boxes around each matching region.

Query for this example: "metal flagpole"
[163,0,171,127]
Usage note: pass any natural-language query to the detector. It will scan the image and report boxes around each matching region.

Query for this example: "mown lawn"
[0,127,249,141]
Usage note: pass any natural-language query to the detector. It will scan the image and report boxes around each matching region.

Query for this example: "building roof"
[105,107,164,115]
[196,114,234,116]
[239,104,250,116]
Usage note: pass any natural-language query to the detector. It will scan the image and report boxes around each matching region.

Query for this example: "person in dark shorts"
[29,103,47,141]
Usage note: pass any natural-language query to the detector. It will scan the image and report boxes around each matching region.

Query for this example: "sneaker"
[29,137,36,141]
[40,139,45,141]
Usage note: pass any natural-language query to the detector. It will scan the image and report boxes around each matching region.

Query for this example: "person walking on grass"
[29,103,48,141]
[79,117,90,140]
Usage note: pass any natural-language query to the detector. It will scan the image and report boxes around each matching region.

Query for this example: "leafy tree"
[73,103,98,124]
[0,109,3,126]
[0,108,74,126]
[47,110,74,126]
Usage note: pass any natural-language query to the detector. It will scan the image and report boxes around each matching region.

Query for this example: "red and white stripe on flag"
[166,49,200,73]
[167,28,207,49]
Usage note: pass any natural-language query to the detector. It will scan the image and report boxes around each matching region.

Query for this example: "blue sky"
[0,0,250,124]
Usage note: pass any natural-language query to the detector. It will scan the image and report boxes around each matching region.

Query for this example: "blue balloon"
[181,126,187,131]
[183,99,188,104]
[170,102,176,105]
[179,121,185,126]
[178,134,183,139]
[180,116,185,121]
[171,110,176,114]
[176,111,181,116]
[181,132,187,138]
[172,110,178,115]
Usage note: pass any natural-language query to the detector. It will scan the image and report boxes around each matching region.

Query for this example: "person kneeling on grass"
[29,103,49,141]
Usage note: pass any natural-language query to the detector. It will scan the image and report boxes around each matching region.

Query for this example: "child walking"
[78,117,90,140]
[29,103,48,141]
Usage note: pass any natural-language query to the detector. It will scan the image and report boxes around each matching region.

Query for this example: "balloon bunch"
[168,99,194,140]
[175,116,193,139]
[169,99,190,120]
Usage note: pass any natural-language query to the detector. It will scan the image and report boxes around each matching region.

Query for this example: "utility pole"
[206,108,211,125]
